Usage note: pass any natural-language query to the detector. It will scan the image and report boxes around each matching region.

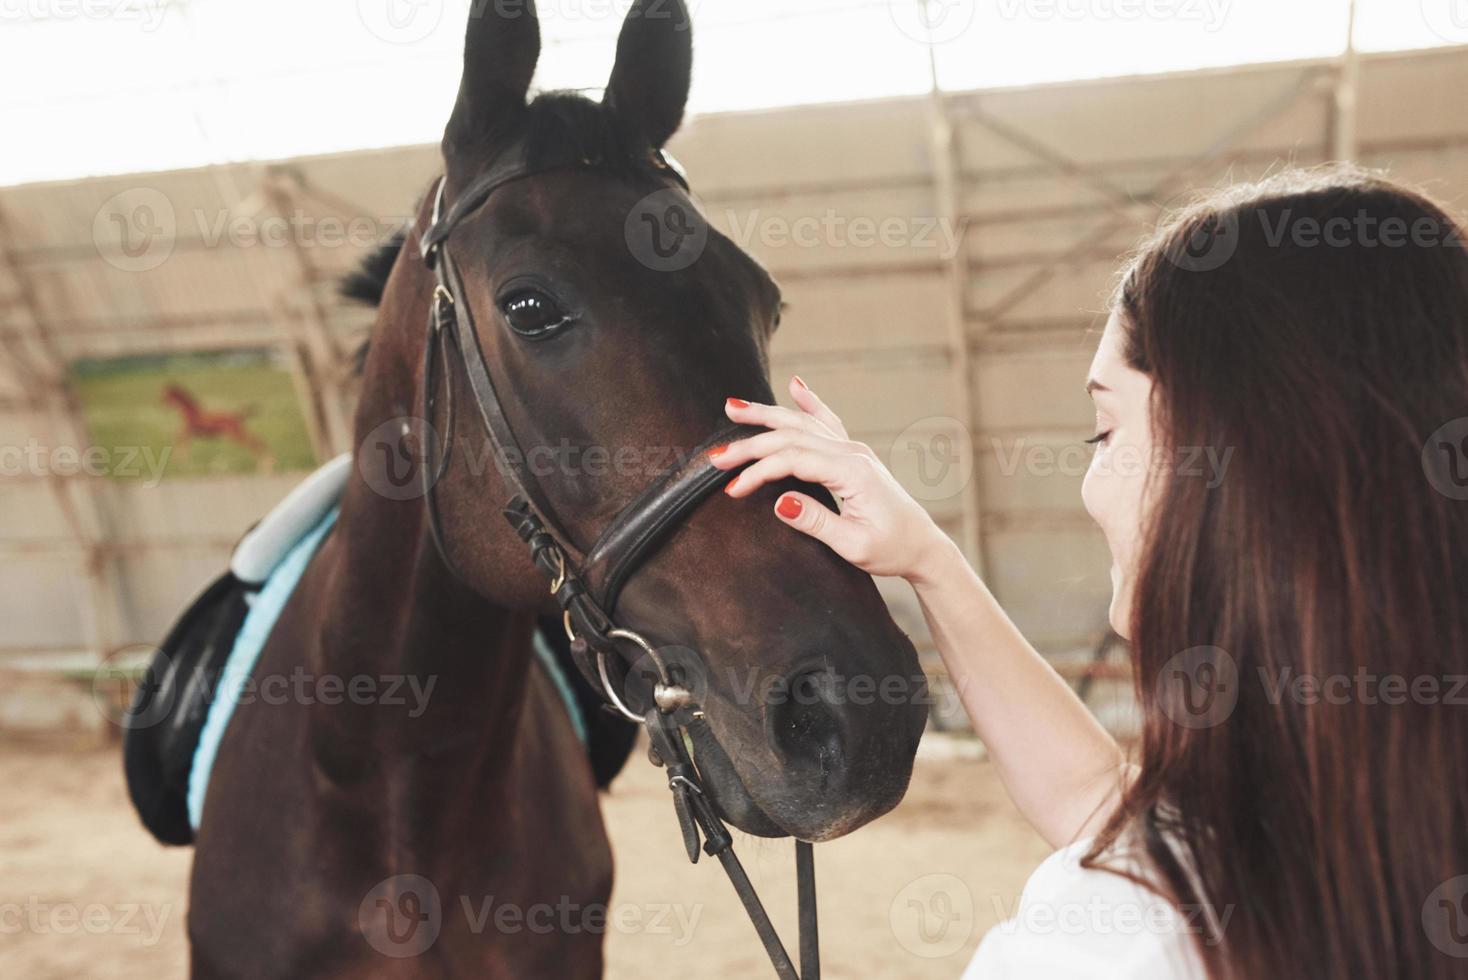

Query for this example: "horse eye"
[501,289,575,337]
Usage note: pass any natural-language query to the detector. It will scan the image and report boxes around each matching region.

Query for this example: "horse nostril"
[768,667,844,771]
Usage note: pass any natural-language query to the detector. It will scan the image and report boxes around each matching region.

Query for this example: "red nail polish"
[727,397,750,410]
[724,477,740,496]
[708,444,728,459]
[793,376,808,390]
[776,495,803,520]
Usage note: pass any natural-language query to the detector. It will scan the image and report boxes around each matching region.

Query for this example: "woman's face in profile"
[1081,313,1157,640]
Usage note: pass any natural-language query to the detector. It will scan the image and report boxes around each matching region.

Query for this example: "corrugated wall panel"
[771,273,950,356]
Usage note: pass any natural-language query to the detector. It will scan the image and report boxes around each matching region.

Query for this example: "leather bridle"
[416,144,820,980]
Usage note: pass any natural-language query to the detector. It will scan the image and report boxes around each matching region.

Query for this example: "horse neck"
[307,472,538,787]
[303,200,550,801]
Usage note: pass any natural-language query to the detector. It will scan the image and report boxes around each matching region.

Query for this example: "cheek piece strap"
[416,146,820,980]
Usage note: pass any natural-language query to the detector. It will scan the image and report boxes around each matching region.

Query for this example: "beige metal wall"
[4,46,1468,712]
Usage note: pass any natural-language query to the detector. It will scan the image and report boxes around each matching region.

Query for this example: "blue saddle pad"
[186,508,338,830]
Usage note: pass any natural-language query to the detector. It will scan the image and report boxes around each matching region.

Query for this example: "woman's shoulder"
[962,836,1208,979]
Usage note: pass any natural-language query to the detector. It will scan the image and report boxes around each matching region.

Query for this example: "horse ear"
[443,0,542,162]
[604,0,693,150]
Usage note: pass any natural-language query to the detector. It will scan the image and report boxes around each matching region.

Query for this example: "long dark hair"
[1091,165,1468,979]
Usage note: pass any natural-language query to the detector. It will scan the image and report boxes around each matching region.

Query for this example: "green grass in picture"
[72,350,317,478]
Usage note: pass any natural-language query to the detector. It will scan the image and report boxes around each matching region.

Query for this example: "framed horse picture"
[70,348,316,478]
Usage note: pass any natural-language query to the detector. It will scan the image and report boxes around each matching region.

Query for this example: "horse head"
[359,0,928,843]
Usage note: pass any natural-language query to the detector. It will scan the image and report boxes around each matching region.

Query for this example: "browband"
[421,143,689,259]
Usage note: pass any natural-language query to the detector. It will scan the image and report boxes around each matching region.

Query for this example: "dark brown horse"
[186,3,926,976]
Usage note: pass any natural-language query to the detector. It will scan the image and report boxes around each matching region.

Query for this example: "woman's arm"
[909,537,1129,848]
[715,377,1130,849]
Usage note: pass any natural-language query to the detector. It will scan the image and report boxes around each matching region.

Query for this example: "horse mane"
[340,228,407,308]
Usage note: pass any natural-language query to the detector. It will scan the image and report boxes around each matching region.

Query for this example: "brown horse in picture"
[161,383,274,472]
[182,2,927,977]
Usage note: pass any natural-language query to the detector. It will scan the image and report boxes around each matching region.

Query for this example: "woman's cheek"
[1091,438,1155,550]
[1081,451,1114,542]
[1084,449,1140,637]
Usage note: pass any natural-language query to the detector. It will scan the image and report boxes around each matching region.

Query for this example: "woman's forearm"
[909,537,1130,849]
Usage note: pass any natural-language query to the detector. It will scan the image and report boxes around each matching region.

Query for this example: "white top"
[963,837,1208,979]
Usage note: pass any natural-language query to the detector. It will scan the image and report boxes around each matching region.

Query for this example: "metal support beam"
[0,205,124,661]
[923,29,986,578]
[1331,0,1361,163]
[965,67,1328,329]
[197,163,349,462]
[258,167,355,455]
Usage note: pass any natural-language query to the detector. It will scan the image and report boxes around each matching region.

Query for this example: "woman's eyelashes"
[1086,430,1113,446]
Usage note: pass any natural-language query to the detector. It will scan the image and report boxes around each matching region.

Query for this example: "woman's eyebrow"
[1085,379,1111,395]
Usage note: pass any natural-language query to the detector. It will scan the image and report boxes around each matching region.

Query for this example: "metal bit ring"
[596,627,692,722]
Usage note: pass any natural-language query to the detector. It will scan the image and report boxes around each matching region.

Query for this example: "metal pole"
[1332,0,1361,162]
[922,2,986,577]
[0,207,122,661]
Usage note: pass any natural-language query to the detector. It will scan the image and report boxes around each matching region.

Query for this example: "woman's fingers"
[724,396,837,438]
[789,376,849,440]
[771,491,868,562]
[714,389,946,579]
[709,428,858,471]
[724,446,868,499]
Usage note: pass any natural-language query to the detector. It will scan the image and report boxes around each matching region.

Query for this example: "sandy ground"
[0,735,1049,979]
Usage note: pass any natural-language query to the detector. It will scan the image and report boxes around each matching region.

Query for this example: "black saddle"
[123,572,252,846]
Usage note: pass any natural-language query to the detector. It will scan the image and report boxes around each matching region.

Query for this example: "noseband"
[417,146,819,980]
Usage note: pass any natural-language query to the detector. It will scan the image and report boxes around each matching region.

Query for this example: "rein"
[416,148,820,980]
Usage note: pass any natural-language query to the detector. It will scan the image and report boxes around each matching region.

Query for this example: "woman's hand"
[713,376,954,582]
